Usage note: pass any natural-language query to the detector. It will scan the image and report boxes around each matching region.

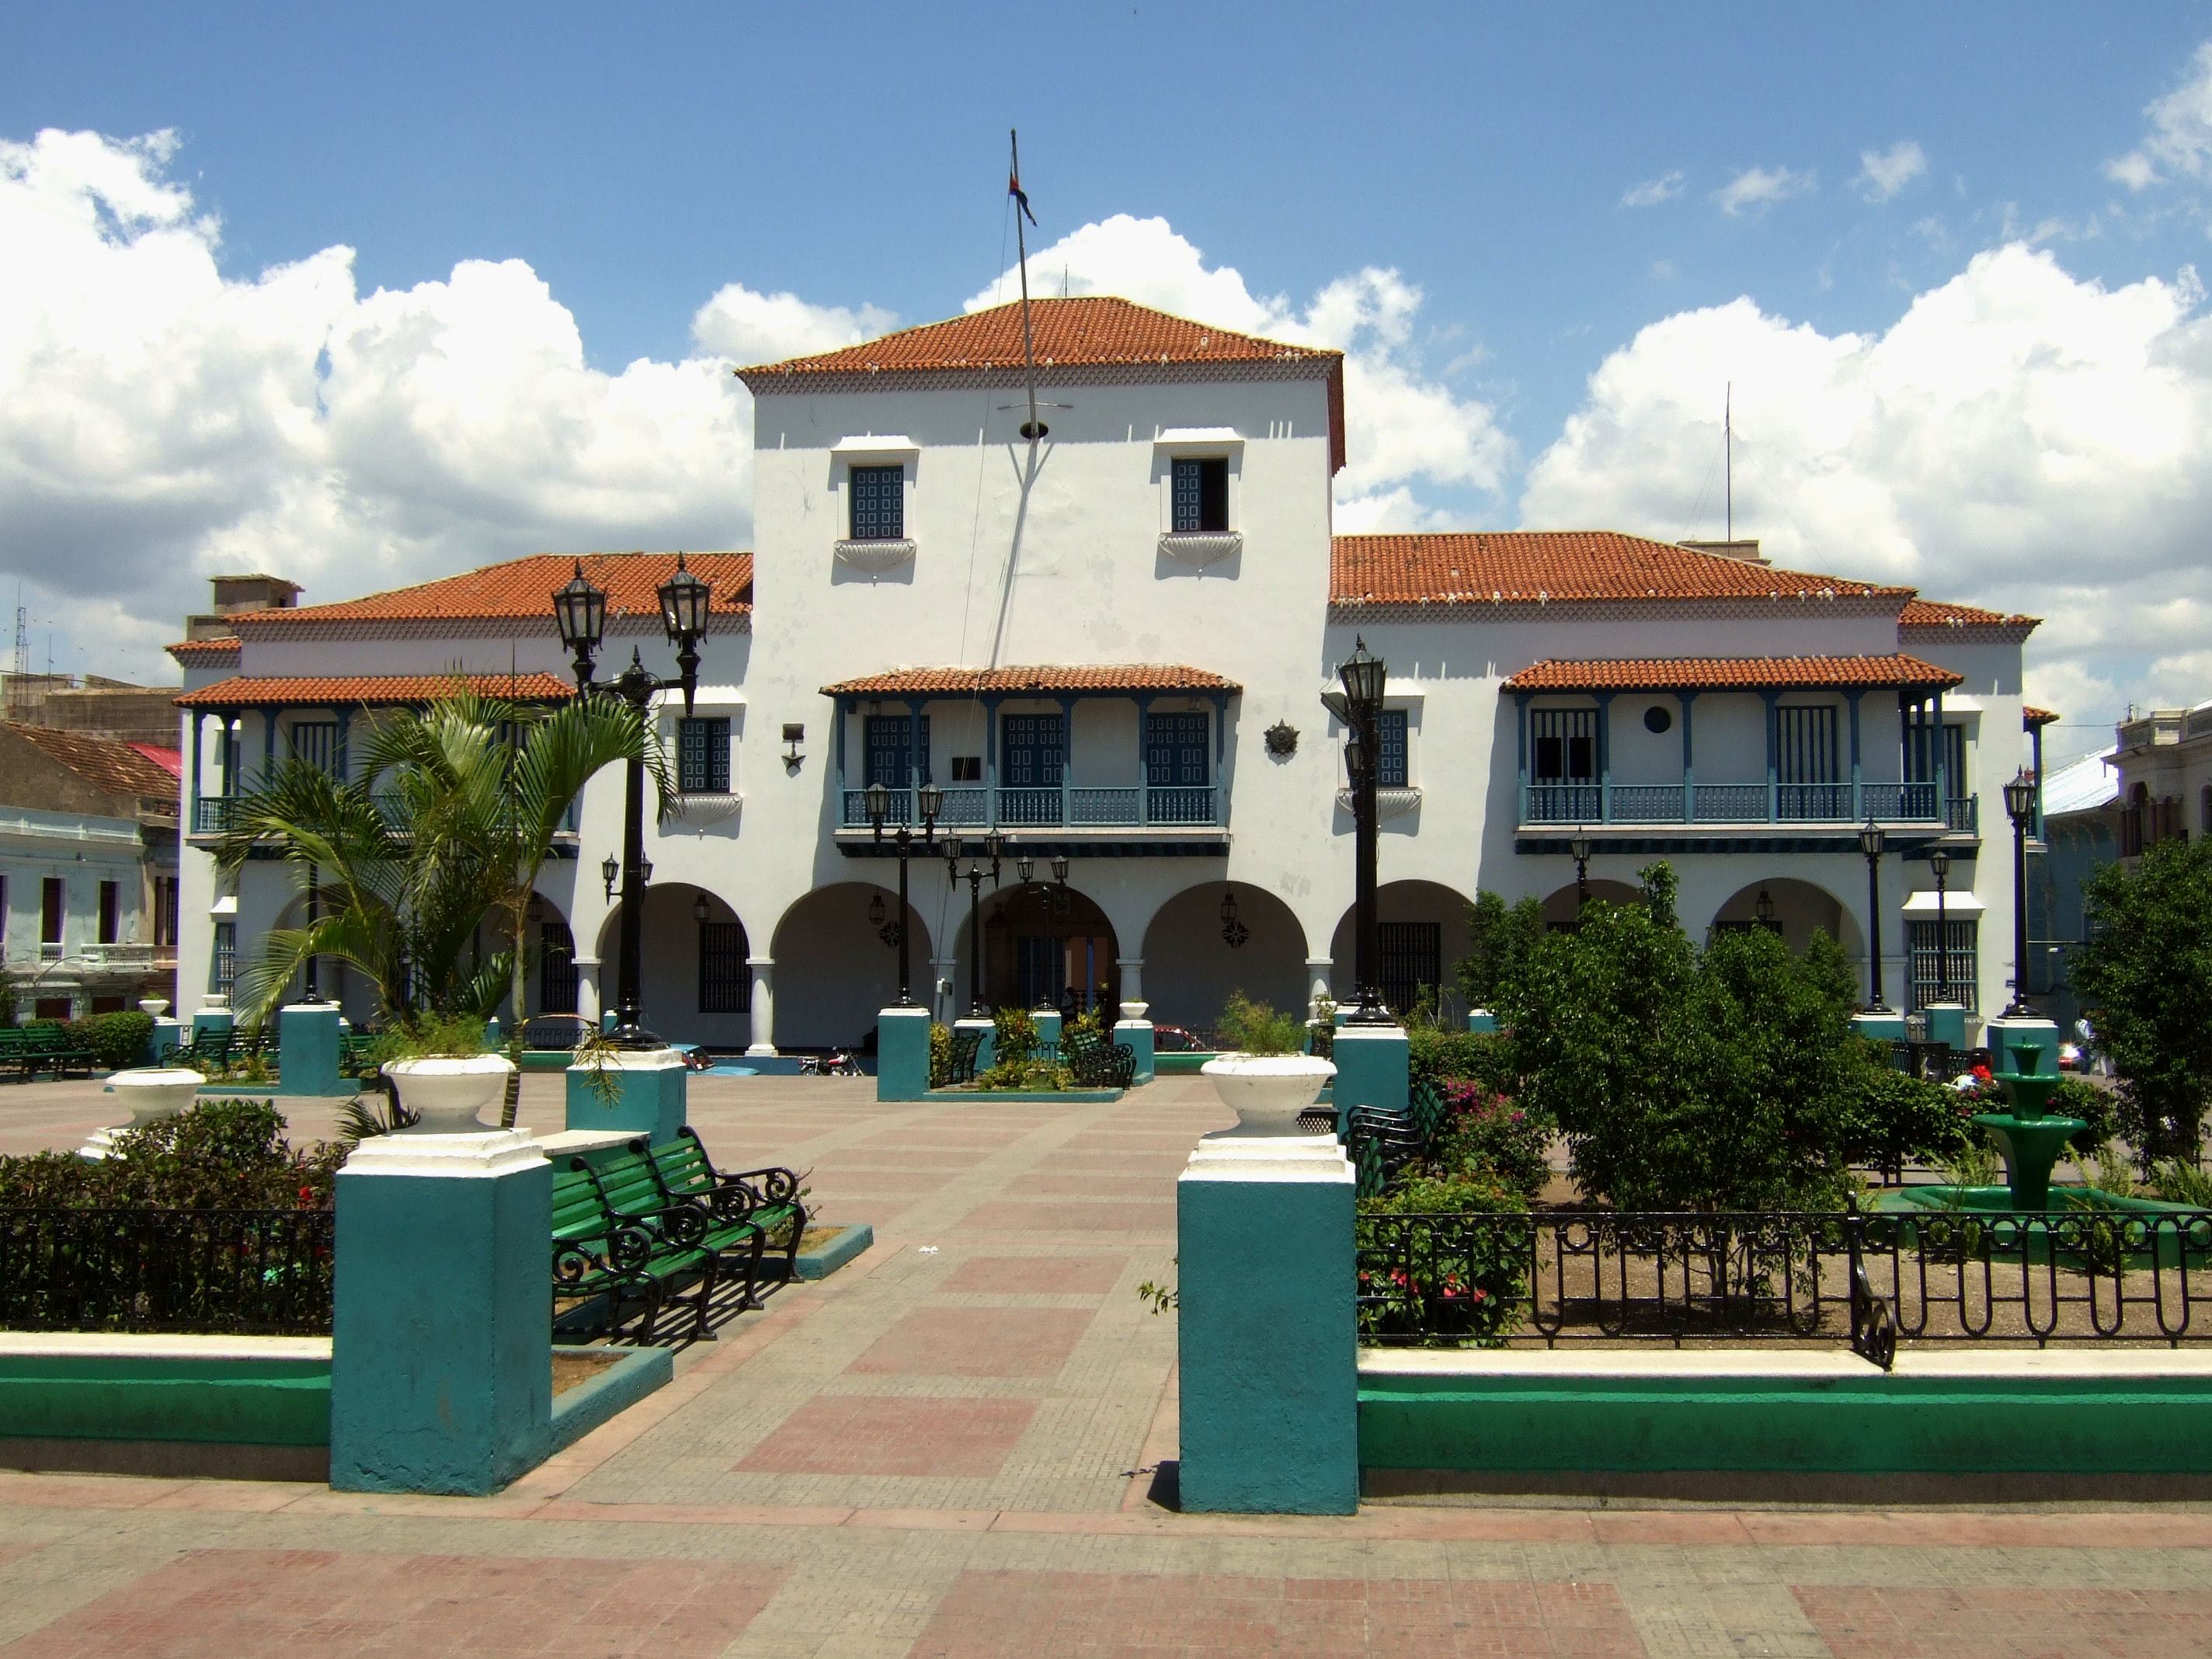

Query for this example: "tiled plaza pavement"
[3,1073,2211,1654]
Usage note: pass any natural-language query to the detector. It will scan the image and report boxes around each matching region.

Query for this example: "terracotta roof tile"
[176,673,576,708]
[742,297,1338,380]
[231,553,751,629]
[2024,704,2061,726]
[1503,655,1963,693]
[1901,597,2039,631]
[167,638,241,661]
[5,723,186,800]
[823,664,1239,697]
[1331,532,1911,607]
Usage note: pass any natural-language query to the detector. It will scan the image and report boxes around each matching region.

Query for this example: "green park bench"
[638,1127,807,1292]
[0,1023,99,1081]
[1060,1027,1137,1089]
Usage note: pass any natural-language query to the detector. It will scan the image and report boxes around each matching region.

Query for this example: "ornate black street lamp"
[1329,637,1391,1024]
[1929,847,1953,1004]
[2001,767,2038,1018]
[1859,818,1891,1013]
[946,830,1005,1016]
[867,777,944,1006]
[552,555,711,1048]
[1219,888,1249,948]
[1568,826,1595,910]
[1755,887,1777,927]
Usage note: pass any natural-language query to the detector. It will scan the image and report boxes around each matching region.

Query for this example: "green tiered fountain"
[1968,1042,2085,1211]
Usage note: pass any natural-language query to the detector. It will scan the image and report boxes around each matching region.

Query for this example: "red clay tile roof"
[2024,705,2061,726]
[5,723,186,799]
[1331,533,1911,607]
[1503,655,1963,693]
[823,665,1239,697]
[167,638,241,661]
[176,673,576,708]
[743,297,1337,380]
[739,297,1348,473]
[229,553,751,629]
[1900,597,2039,631]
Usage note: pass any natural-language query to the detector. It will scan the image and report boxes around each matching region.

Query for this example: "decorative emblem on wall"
[1219,889,1250,948]
[1264,721,1299,758]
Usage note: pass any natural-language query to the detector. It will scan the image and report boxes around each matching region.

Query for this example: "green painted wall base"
[1359,1354,2212,1476]
[1115,1019,1156,1083]
[0,1348,330,1447]
[876,1006,931,1101]
[565,1049,687,1143]
[926,1087,1122,1103]
[272,1003,348,1097]
[1177,1138,1359,1514]
[786,1222,875,1280]
[547,1345,670,1454]
[1155,1051,1219,1075]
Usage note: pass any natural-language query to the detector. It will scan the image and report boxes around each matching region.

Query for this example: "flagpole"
[1010,128,1044,441]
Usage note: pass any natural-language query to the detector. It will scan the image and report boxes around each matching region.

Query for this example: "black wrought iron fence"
[1356,1202,2212,1365]
[0,1208,336,1334]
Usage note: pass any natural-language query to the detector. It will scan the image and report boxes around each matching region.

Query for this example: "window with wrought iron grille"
[154,876,179,949]
[698,921,751,1014]
[1531,708,1596,781]
[538,921,578,1014]
[677,715,731,793]
[1170,457,1229,533]
[1907,919,1978,1011]
[848,464,904,540]
[288,720,343,777]
[1378,921,1442,1016]
[1375,710,1410,788]
[213,921,237,997]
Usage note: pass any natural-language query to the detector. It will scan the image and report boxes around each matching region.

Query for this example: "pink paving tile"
[1793,1584,2212,1657]
[1019,1174,1173,1198]
[941,1254,1130,1294]
[847,1307,1097,1377]
[6,1548,787,1656]
[736,1396,1038,1477]
[905,1569,1646,1657]
[962,1201,1176,1233]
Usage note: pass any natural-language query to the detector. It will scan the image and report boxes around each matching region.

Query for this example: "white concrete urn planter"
[107,1067,203,1128]
[1118,1000,1150,1023]
[137,997,170,1018]
[382,1055,516,1135]
[1199,1053,1337,1138]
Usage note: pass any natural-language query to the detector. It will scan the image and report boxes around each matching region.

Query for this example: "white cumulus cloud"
[1521,244,2212,750]
[0,127,756,677]
[1853,141,1929,203]
[1713,165,1817,216]
[1620,171,1685,209]
[2109,39,2212,190]
[964,213,1514,529]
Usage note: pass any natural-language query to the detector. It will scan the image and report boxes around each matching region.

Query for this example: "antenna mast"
[1010,129,1046,441]
[1724,382,1734,543]
[8,586,23,723]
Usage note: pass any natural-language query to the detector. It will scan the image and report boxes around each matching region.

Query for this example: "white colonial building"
[171,297,2044,1049]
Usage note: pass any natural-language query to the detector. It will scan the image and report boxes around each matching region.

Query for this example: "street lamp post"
[946,830,1004,1016]
[1929,847,1953,1005]
[299,862,325,1003]
[867,777,944,1006]
[552,555,711,1049]
[1330,638,1391,1024]
[1568,827,1594,911]
[1859,818,1891,1013]
[2001,767,2038,1018]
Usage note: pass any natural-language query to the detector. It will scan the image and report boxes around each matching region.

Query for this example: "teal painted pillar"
[878,1004,932,1101]
[483,1016,503,1051]
[1034,1008,1063,1046]
[1331,1024,1409,1132]
[1679,690,1696,823]
[274,1002,345,1097]
[151,1016,186,1063]
[330,1129,553,1494]
[565,1048,687,1145]
[1925,1003,1970,1052]
[1115,1017,1155,1083]
[1466,1010,1499,1035]
[1177,1132,1358,1513]
[1986,1015,2060,1078]
[955,1014,996,1074]
[191,1007,235,1042]
[1850,1010,1909,1055]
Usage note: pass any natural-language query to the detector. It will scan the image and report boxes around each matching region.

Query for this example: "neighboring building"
[170,297,2047,1048]
[0,672,187,748]
[2113,700,2212,858]
[0,724,181,1021]
[2026,743,2121,1035]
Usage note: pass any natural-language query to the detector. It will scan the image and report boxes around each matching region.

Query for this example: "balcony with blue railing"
[840,783,1221,833]
[1521,778,1963,830]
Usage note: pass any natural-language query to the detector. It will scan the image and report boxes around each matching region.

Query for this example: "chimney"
[187,573,302,642]
[1678,538,1768,565]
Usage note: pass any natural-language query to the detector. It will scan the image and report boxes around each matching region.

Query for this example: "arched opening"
[1327,879,1476,1018]
[1539,878,1642,930]
[956,881,1120,1016]
[1139,882,1308,1033]
[592,883,760,1050]
[768,881,933,1051]
[1709,877,1861,959]
[525,890,577,1020]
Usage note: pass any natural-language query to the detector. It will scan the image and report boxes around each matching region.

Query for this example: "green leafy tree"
[1495,861,1857,1210]
[1455,890,1547,1012]
[2073,837,2212,1164]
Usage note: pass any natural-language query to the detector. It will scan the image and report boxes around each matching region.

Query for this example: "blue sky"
[6,3,2212,759]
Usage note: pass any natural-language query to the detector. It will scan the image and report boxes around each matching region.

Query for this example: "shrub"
[1216,991,1305,1056]
[1357,1171,1528,1342]
[2047,1076,2119,1154]
[976,1059,1074,1092]
[0,1100,340,1211]
[1841,1059,1970,1171]
[1429,1084,1553,1204]
[1407,1027,1516,1095]
[65,1010,155,1070]
[1455,890,1546,1012]
[991,1007,1039,1070]
[928,1021,952,1087]
[2152,1158,2212,1207]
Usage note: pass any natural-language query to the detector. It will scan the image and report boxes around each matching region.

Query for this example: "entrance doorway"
[982,884,1120,1014]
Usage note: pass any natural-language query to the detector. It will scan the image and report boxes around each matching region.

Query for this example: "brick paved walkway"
[2,1073,2210,1655]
